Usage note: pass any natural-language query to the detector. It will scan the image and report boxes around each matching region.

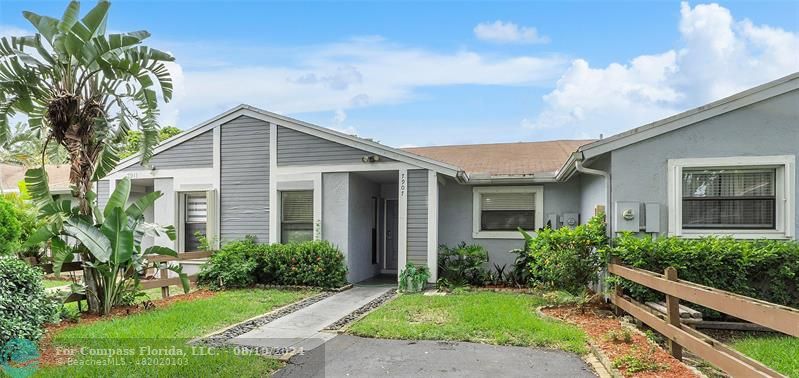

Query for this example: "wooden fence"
[39,251,212,306]
[608,259,799,377]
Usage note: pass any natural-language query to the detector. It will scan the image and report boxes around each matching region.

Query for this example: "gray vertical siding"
[121,130,213,171]
[220,116,270,242]
[276,126,393,166]
[96,180,110,209]
[406,169,428,266]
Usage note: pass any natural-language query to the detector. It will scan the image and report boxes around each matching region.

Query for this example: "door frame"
[382,198,399,273]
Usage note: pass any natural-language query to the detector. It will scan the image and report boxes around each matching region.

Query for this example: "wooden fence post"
[610,257,623,316]
[160,262,170,299]
[664,266,683,361]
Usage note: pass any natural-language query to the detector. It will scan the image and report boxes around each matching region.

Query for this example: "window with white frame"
[668,155,795,239]
[473,186,544,239]
[281,190,314,243]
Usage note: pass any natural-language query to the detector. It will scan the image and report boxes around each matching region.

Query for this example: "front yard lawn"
[348,291,587,354]
[42,278,73,288]
[37,289,317,377]
[732,335,799,377]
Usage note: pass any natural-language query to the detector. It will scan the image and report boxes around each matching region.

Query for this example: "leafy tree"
[0,122,69,166]
[0,196,22,255]
[119,125,181,158]
[0,0,175,313]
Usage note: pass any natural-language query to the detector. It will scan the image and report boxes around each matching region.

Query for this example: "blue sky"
[2,1,798,147]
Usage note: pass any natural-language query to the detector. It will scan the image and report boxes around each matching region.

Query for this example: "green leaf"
[64,217,112,263]
[92,143,120,181]
[178,272,190,294]
[22,12,59,43]
[104,177,131,218]
[27,225,56,246]
[81,0,110,38]
[101,207,134,266]
[58,1,81,33]
[51,238,74,277]
[125,191,162,220]
[144,246,177,257]
[24,168,54,214]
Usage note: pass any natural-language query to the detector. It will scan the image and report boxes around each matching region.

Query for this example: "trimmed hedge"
[198,239,347,289]
[605,234,799,312]
[0,257,59,344]
[0,197,22,256]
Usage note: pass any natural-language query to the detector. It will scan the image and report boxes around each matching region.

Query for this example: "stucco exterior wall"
[579,154,610,221]
[437,177,583,268]
[610,90,798,237]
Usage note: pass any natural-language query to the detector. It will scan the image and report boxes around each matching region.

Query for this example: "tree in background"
[0,0,175,313]
[119,125,181,158]
[1,122,69,166]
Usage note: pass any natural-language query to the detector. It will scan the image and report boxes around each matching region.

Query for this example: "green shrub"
[3,193,46,260]
[0,197,22,256]
[0,256,59,344]
[438,242,489,286]
[523,214,607,294]
[398,263,430,293]
[198,239,347,289]
[604,234,799,312]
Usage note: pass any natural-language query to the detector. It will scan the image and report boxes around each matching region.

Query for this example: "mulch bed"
[543,305,699,378]
[37,289,216,367]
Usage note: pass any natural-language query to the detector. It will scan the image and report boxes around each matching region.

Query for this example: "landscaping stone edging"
[323,289,398,332]
[536,305,622,378]
[253,283,353,292]
[190,289,341,347]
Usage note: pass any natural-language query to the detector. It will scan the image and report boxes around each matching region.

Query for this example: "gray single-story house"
[100,73,798,283]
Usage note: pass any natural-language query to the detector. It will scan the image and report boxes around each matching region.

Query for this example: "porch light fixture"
[362,155,381,163]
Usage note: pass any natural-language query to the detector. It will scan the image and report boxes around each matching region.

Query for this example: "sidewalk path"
[231,286,392,352]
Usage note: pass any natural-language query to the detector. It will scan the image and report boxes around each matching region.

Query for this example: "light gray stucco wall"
[323,172,351,277]
[347,173,381,282]
[121,130,213,172]
[220,116,270,243]
[610,89,799,236]
[406,169,428,266]
[276,126,393,166]
[153,178,174,249]
[437,177,583,268]
[579,154,611,222]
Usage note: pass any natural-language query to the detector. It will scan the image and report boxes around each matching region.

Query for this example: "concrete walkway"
[275,335,596,378]
[231,286,392,352]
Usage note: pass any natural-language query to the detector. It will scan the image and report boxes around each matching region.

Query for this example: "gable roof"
[403,140,592,179]
[1,163,71,194]
[110,105,465,179]
[557,72,799,180]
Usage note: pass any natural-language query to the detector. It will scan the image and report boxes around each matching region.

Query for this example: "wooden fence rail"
[608,260,798,378]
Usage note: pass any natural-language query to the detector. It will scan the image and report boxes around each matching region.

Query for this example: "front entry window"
[281,191,313,243]
[184,193,207,251]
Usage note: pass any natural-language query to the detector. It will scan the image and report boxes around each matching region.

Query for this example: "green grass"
[35,289,317,377]
[732,335,799,377]
[348,291,587,354]
[42,279,73,288]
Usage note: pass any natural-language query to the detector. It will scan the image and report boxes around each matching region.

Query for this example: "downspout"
[575,155,612,237]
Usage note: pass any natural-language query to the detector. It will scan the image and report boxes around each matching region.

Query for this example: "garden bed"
[541,305,699,378]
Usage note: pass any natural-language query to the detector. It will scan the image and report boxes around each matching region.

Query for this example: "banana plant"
[26,170,188,315]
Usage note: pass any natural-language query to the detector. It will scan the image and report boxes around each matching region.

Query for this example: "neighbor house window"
[668,155,795,239]
[472,186,544,239]
[184,193,207,251]
[281,191,313,243]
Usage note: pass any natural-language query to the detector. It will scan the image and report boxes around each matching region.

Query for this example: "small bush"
[3,193,46,260]
[523,214,607,294]
[0,197,22,256]
[438,242,489,286]
[604,234,799,312]
[398,263,430,293]
[0,257,59,344]
[198,239,347,289]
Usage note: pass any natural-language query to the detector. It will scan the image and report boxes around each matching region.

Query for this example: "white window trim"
[472,186,544,239]
[667,155,795,240]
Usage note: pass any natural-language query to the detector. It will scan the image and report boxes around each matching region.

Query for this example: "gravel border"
[323,289,398,331]
[191,291,337,348]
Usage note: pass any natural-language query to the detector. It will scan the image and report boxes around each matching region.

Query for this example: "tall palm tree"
[1,122,69,166]
[0,0,174,215]
[0,0,174,313]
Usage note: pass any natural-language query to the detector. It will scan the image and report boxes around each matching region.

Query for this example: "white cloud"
[526,2,799,138]
[166,37,567,127]
[0,25,30,38]
[474,21,550,44]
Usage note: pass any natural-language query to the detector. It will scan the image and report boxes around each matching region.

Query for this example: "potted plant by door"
[398,263,430,293]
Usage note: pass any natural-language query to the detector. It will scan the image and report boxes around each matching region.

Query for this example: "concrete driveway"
[274,335,596,378]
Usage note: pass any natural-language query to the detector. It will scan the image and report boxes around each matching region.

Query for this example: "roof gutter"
[574,153,612,236]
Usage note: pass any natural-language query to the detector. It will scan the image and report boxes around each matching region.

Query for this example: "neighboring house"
[101,73,798,283]
[1,163,71,196]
